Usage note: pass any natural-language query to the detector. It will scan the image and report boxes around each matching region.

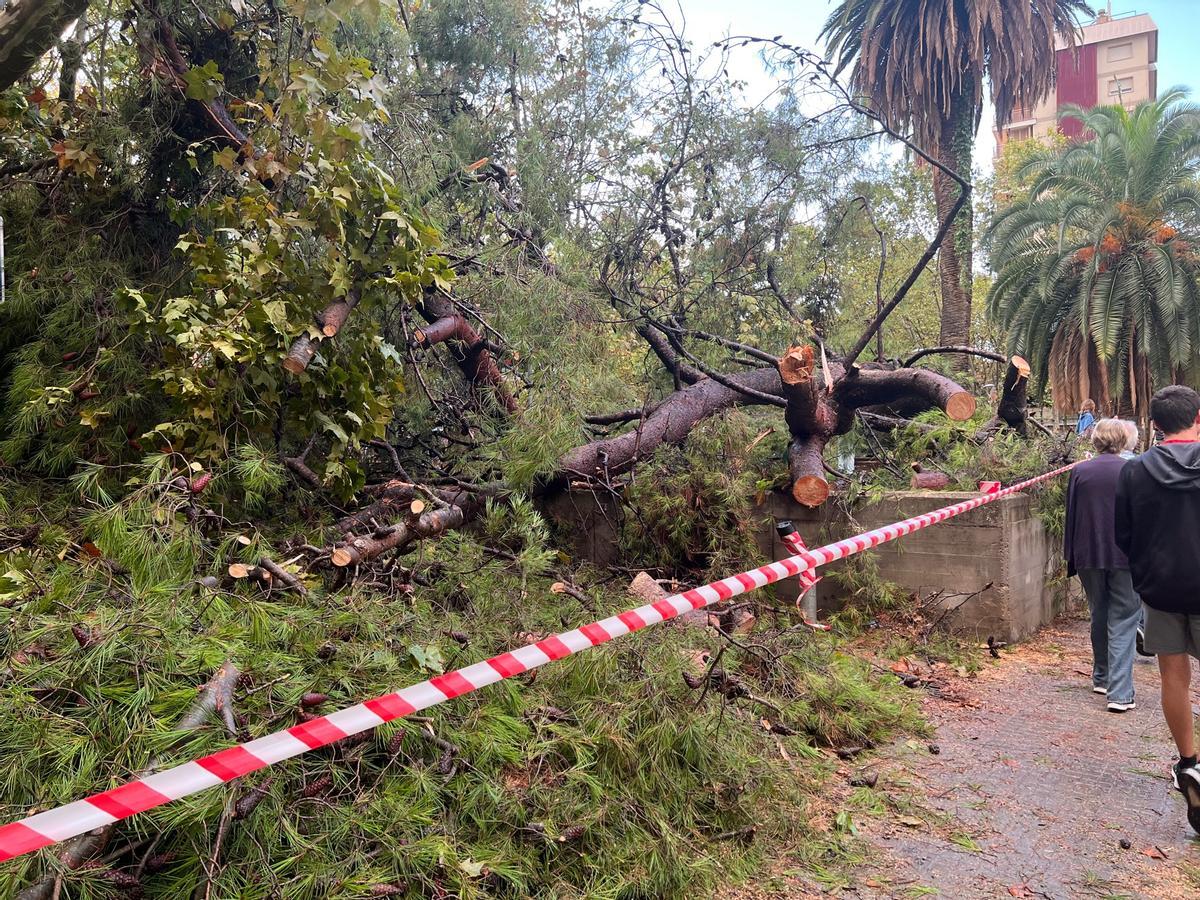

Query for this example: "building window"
[1109,76,1134,97]
[1007,125,1033,141]
[1107,41,1133,62]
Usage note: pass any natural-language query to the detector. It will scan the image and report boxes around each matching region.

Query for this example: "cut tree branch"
[282,288,363,375]
[556,367,783,484]
[414,293,518,413]
[332,504,466,567]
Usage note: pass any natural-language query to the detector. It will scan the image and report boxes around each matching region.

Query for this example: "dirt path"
[736,612,1200,899]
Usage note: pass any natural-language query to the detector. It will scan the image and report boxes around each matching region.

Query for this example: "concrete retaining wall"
[752,490,1068,642]
[548,487,1070,643]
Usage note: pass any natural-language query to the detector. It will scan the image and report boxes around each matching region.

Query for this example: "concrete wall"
[749,490,1069,643]
[545,485,1070,644]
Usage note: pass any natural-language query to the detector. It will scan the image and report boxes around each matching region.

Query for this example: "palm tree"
[986,90,1200,422]
[822,0,1091,351]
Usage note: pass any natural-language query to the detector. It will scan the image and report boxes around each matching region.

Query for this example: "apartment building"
[995,9,1157,153]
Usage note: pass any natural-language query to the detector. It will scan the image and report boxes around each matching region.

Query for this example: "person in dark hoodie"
[1066,419,1141,711]
[1116,385,1200,834]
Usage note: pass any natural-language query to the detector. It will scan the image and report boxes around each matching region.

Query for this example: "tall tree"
[987,90,1200,423]
[0,0,89,91]
[822,0,1091,352]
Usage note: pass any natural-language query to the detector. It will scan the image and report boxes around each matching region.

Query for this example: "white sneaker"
[1092,686,1107,695]
[1107,700,1136,712]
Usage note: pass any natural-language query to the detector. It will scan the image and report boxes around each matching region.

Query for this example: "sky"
[676,0,1200,176]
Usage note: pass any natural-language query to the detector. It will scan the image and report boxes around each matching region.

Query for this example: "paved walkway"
[731,612,1200,898]
[856,614,1200,899]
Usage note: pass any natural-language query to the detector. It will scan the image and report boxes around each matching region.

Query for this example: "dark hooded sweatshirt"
[1115,442,1200,613]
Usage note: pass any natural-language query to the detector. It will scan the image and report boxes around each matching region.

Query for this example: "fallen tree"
[555,344,979,507]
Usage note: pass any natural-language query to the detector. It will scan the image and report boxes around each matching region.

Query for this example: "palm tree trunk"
[933,79,977,357]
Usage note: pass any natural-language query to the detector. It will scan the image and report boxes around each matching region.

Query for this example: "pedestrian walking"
[1065,419,1141,712]
[1115,385,1200,834]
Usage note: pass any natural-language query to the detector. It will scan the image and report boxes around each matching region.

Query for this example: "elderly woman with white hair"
[1121,420,1140,459]
[1065,419,1143,711]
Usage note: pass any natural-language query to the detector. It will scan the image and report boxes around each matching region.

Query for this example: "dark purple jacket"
[1064,453,1128,576]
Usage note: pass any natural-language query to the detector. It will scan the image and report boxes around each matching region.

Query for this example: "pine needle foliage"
[619,413,776,579]
[0,473,919,898]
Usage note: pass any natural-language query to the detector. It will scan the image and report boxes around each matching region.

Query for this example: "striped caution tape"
[774,524,830,630]
[0,461,1075,863]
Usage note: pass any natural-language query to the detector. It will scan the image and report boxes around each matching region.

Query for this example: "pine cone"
[234,779,273,820]
[301,773,333,798]
[190,472,212,493]
[143,851,176,874]
[300,692,329,708]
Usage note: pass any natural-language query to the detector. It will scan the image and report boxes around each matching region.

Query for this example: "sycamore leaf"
[407,643,445,674]
[458,859,487,878]
[0,570,29,602]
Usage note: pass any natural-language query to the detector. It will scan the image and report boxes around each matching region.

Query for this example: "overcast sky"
[676,1,1197,177]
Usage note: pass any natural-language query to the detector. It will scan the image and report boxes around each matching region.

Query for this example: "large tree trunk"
[777,345,975,507]
[556,345,975,508]
[0,0,89,92]
[996,355,1031,435]
[933,79,977,356]
[556,367,783,483]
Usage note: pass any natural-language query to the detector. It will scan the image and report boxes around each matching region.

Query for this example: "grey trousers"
[1077,568,1141,704]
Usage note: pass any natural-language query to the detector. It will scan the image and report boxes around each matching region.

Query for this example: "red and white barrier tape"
[775,525,830,630]
[0,462,1074,863]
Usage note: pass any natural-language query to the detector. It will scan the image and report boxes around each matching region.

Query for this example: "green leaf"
[0,570,29,603]
[183,61,224,102]
[407,644,445,674]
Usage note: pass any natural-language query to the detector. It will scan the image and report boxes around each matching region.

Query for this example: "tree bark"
[149,9,254,155]
[835,368,976,423]
[336,482,477,534]
[910,465,950,491]
[788,436,831,507]
[996,355,1031,435]
[933,78,977,356]
[556,367,784,483]
[415,294,518,413]
[555,345,975,507]
[774,345,975,507]
[58,8,86,103]
[282,335,319,374]
[332,504,466,567]
[316,288,362,339]
[902,346,1006,368]
[282,290,363,375]
[0,0,90,93]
